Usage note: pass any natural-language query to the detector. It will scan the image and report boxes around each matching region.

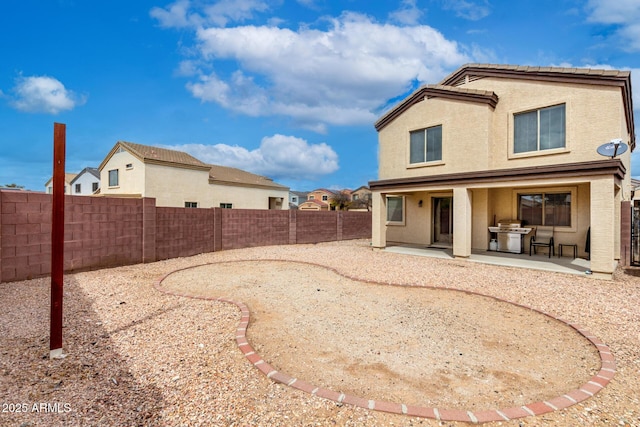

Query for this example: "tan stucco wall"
[100,150,288,209]
[378,98,492,180]
[210,183,289,210]
[145,163,212,207]
[100,150,145,196]
[378,78,632,183]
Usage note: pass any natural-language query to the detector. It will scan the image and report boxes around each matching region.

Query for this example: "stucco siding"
[210,184,289,210]
[100,151,145,196]
[378,98,492,180]
[145,163,212,207]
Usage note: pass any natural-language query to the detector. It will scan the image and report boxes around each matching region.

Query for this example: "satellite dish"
[596,139,628,158]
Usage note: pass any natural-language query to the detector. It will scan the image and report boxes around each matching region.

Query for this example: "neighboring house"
[45,173,77,194]
[70,167,100,195]
[98,141,289,209]
[298,198,330,211]
[289,191,308,209]
[350,185,372,211]
[369,63,635,279]
[299,189,336,210]
[208,164,288,210]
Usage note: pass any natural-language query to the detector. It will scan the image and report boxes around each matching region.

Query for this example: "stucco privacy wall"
[0,190,372,283]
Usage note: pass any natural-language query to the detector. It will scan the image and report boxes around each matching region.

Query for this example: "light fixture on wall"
[418,200,423,208]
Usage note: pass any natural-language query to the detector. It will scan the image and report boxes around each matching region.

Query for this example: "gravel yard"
[1,239,639,426]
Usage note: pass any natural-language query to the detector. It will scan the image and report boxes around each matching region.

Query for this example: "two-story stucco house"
[98,141,289,209]
[370,64,635,279]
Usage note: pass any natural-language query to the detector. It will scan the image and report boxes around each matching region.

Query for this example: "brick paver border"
[155,259,615,424]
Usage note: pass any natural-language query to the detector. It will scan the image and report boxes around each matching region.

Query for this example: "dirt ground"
[159,260,601,412]
[1,240,638,426]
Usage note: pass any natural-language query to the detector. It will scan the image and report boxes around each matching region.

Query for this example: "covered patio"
[383,243,593,276]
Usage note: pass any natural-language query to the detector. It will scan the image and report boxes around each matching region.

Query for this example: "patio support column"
[453,187,472,258]
[590,177,616,278]
[371,191,386,248]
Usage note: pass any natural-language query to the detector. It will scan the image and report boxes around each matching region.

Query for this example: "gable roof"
[208,164,289,190]
[45,173,77,187]
[440,63,635,148]
[375,84,499,131]
[70,167,99,185]
[99,141,210,171]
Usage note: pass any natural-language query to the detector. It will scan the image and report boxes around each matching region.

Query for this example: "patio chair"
[530,226,554,258]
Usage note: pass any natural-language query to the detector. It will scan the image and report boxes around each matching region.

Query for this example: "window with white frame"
[220,203,232,209]
[185,202,198,208]
[75,184,81,193]
[518,192,571,226]
[386,196,405,224]
[92,182,99,192]
[514,104,565,153]
[410,125,442,164]
[108,169,119,187]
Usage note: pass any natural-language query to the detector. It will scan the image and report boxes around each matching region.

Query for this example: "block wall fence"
[0,190,372,283]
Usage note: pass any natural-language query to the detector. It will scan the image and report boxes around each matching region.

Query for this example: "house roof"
[375,63,635,149]
[375,84,499,131]
[70,167,99,185]
[45,173,77,187]
[99,141,210,171]
[299,199,329,208]
[208,164,289,190]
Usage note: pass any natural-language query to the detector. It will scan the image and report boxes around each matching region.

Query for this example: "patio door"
[433,197,453,246]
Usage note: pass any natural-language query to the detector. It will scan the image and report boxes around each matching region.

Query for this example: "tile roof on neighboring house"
[45,173,77,187]
[208,164,289,190]
[299,199,329,208]
[100,141,210,171]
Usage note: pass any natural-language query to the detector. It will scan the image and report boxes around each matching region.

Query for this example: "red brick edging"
[155,260,615,424]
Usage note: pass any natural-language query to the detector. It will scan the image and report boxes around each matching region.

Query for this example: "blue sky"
[1,0,639,191]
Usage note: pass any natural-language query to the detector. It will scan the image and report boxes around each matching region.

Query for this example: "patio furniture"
[530,226,554,258]
[558,243,577,258]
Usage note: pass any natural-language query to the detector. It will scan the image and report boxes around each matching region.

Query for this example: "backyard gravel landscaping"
[1,239,639,426]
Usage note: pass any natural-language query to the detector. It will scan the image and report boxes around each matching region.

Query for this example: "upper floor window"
[322,195,328,201]
[185,202,198,208]
[220,203,232,209]
[108,169,119,187]
[410,125,442,164]
[514,104,565,154]
[75,184,81,193]
[309,195,315,199]
[92,182,99,192]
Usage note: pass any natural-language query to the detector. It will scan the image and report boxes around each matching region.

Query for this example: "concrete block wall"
[220,209,290,250]
[156,206,215,260]
[0,190,372,283]
[296,211,338,243]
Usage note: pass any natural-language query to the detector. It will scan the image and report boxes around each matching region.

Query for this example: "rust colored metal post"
[50,122,66,359]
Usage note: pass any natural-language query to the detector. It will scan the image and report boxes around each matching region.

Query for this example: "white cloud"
[442,0,491,21]
[150,0,270,28]
[389,0,424,25]
[10,75,85,114]
[586,0,640,51]
[169,134,339,180]
[150,0,201,28]
[179,11,469,130]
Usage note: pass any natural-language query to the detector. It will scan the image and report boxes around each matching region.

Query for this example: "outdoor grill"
[488,219,533,254]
